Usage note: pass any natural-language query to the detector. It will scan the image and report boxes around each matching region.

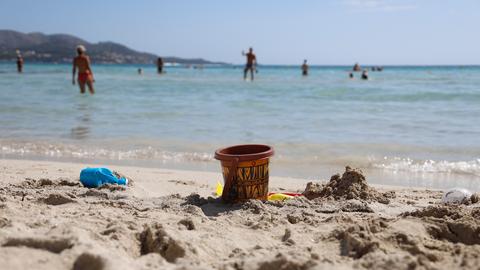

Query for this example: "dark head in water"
[361,70,369,80]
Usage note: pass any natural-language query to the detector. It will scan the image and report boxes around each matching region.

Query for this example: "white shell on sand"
[441,188,472,203]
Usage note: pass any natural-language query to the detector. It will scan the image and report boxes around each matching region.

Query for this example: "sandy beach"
[1,158,479,270]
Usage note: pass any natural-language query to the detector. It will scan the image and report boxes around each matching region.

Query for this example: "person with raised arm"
[242,47,257,81]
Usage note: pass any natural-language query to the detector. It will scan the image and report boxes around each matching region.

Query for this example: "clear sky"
[1,0,479,65]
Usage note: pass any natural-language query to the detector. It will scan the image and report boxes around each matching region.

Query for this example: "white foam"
[2,141,480,177]
[372,157,480,176]
[1,143,214,163]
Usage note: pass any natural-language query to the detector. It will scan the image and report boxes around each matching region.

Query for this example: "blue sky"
[1,0,479,65]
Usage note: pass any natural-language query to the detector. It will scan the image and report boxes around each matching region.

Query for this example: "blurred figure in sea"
[242,47,257,81]
[72,45,95,94]
[301,59,309,76]
[361,69,369,80]
[138,68,143,75]
[349,72,354,79]
[353,62,361,72]
[157,57,164,74]
[16,50,23,73]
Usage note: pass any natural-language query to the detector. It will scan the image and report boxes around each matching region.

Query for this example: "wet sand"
[1,159,479,269]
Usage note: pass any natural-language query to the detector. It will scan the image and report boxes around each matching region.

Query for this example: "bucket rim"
[214,144,274,162]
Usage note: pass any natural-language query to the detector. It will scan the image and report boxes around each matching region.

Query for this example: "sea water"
[1,63,479,190]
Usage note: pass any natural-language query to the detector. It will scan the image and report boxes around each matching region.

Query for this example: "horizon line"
[1,61,479,67]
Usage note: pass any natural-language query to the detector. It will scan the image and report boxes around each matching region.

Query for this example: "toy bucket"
[214,144,274,203]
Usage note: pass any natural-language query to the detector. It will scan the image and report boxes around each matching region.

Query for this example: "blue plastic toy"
[80,167,128,188]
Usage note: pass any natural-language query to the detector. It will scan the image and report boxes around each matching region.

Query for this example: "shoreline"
[4,155,478,193]
[0,157,435,193]
[2,136,479,191]
[0,158,316,198]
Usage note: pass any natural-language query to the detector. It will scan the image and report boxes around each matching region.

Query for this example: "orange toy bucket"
[214,144,274,203]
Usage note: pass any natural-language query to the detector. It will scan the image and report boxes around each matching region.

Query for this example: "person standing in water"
[242,47,256,80]
[361,69,369,80]
[301,59,309,76]
[157,57,164,74]
[353,63,361,72]
[16,50,23,73]
[72,45,95,94]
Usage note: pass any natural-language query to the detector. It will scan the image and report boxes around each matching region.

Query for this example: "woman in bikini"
[72,45,95,94]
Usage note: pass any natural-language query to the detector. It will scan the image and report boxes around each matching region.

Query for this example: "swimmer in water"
[242,47,257,81]
[361,70,369,80]
[138,68,143,75]
[301,59,309,76]
[349,72,354,79]
[72,45,95,94]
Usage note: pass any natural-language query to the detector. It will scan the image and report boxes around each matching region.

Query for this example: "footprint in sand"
[41,193,76,205]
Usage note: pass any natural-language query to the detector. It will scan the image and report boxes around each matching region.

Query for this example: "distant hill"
[0,30,225,65]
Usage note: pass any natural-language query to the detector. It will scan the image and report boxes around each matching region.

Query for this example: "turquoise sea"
[1,63,479,190]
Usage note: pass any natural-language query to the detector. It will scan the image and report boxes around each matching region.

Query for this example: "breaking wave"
[371,157,480,177]
[0,142,214,163]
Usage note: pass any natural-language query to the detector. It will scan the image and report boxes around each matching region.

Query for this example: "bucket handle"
[222,157,239,202]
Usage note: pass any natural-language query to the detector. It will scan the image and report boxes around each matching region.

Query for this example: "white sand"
[1,158,479,270]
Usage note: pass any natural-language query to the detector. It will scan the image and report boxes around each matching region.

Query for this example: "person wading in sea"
[16,50,23,73]
[242,47,257,81]
[361,69,369,80]
[353,62,361,72]
[301,59,309,76]
[157,57,164,74]
[72,45,95,94]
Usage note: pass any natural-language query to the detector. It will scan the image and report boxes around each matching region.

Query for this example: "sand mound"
[231,252,320,270]
[333,205,480,268]
[303,166,395,204]
[255,253,317,270]
[403,205,480,245]
[403,205,465,220]
[335,218,388,259]
[73,253,106,270]
[333,217,449,268]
